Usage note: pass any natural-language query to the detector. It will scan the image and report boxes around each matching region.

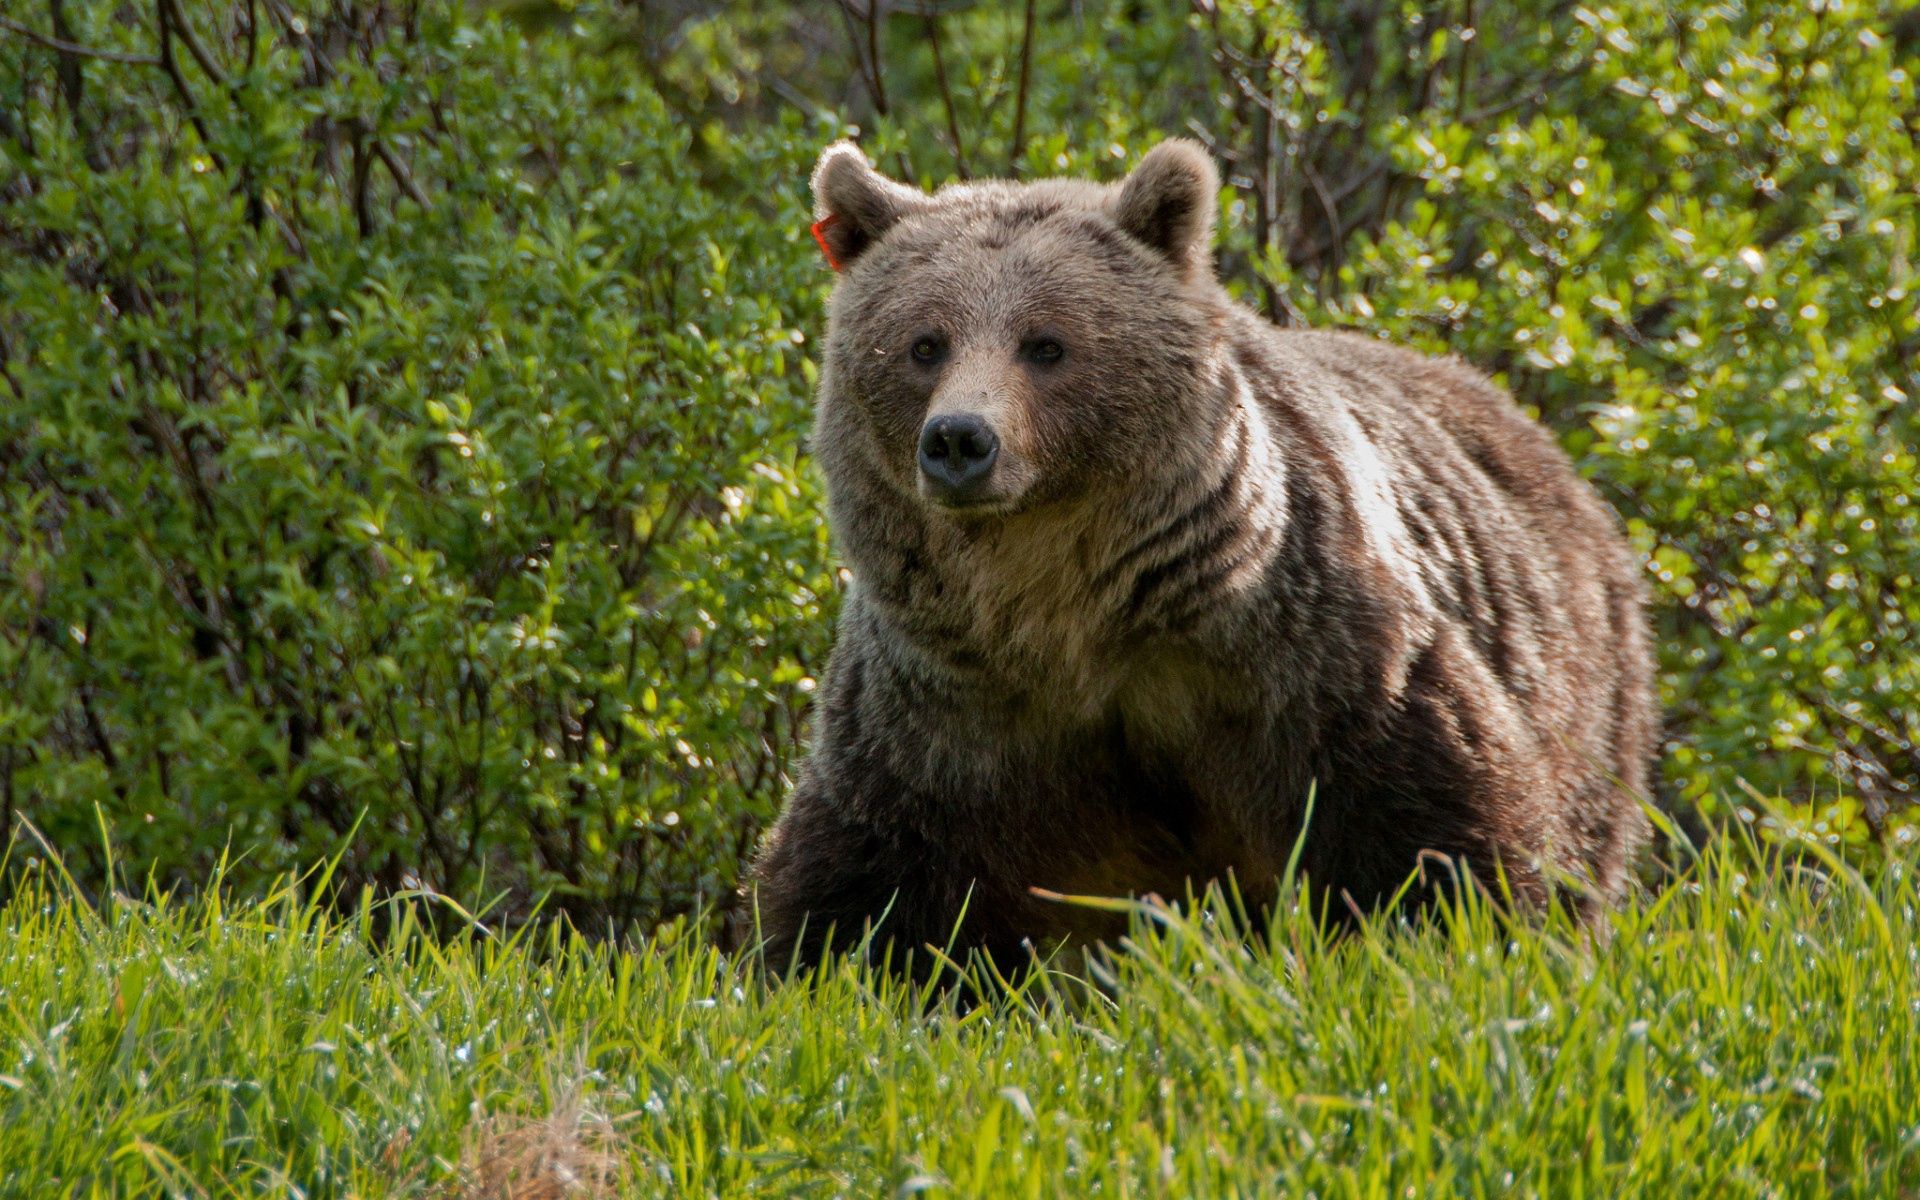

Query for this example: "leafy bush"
[1,2,836,923]
[5,0,1916,924]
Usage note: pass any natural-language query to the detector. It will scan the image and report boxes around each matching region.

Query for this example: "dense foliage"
[4,0,1917,922]
[1,3,836,922]
[6,843,1918,1195]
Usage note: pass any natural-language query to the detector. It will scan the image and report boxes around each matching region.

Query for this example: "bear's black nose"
[917,414,1000,501]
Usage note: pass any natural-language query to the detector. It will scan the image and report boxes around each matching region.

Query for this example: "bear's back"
[1275,327,1611,542]
[1241,323,1655,793]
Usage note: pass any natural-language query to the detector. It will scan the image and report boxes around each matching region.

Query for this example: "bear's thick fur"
[747,139,1656,970]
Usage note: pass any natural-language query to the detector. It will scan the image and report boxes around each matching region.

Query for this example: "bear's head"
[808,141,1231,524]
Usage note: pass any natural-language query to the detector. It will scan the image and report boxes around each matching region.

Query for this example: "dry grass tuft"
[440,1080,629,1200]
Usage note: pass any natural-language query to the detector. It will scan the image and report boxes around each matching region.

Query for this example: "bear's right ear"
[810,141,927,270]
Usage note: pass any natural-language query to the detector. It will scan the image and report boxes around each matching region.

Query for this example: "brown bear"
[745,138,1656,972]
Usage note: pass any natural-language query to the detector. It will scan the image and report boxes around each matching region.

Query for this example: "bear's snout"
[917,413,1001,505]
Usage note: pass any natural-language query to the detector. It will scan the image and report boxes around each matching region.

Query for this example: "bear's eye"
[909,335,946,365]
[1023,337,1065,365]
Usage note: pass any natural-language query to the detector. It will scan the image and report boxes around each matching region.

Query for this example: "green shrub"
[1,2,836,924]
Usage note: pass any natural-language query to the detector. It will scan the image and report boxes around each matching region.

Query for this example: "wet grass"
[4,831,1918,1197]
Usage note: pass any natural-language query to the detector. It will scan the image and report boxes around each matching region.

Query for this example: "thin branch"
[766,75,825,121]
[372,139,431,209]
[924,8,969,177]
[155,0,228,173]
[864,0,888,115]
[350,124,373,237]
[1452,0,1476,119]
[45,0,106,170]
[1299,157,1345,276]
[255,2,432,213]
[0,329,26,404]
[0,14,159,64]
[1456,74,1572,126]
[1326,157,1390,208]
[158,0,226,84]
[832,1,884,117]
[1009,0,1036,170]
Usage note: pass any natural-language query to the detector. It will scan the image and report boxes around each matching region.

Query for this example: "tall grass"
[4,831,1917,1197]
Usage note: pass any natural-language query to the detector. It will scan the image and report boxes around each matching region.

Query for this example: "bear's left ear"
[811,140,929,270]
[1112,139,1218,276]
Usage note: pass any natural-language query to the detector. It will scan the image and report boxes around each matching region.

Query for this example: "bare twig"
[45,0,107,170]
[155,0,229,173]
[159,0,226,84]
[1453,0,1476,119]
[1326,157,1390,208]
[1010,0,1036,170]
[833,1,885,117]
[373,139,431,209]
[0,14,159,64]
[0,329,26,404]
[1299,157,1344,276]
[350,125,373,236]
[255,1,432,213]
[924,7,969,177]
[766,75,825,121]
[1457,83,1560,126]
[864,0,888,115]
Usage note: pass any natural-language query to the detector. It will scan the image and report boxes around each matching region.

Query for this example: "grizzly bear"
[746,138,1656,972]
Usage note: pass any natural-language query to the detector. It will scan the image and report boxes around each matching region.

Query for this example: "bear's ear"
[810,140,927,269]
[1112,139,1218,275]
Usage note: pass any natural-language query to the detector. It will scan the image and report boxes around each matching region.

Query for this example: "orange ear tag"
[810,214,844,272]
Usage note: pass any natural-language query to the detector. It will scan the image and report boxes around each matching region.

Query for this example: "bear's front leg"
[745,781,1027,978]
